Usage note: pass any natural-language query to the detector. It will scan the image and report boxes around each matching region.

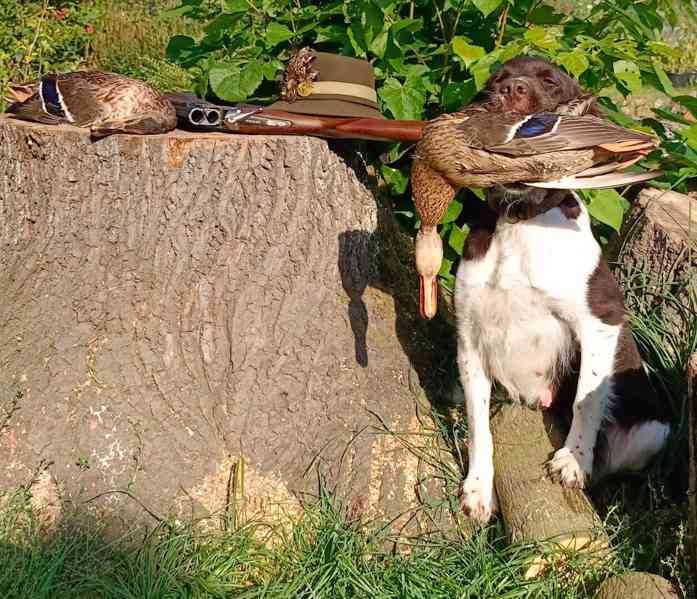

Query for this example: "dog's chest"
[455,204,601,401]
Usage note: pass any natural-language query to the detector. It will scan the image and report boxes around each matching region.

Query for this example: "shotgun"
[164,92,424,143]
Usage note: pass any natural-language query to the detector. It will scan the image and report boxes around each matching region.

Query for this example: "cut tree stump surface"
[0,116,453,533]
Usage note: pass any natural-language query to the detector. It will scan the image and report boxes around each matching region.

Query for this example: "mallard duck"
[6,71,176,137]
[411,100,659,320]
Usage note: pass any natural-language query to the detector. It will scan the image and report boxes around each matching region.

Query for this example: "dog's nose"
[500,78,530,99]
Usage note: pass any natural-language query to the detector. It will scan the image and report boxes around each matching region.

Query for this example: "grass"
[0,486,643,599]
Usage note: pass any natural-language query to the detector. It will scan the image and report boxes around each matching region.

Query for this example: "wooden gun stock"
[228,109,424,142]
[165,92,424,143]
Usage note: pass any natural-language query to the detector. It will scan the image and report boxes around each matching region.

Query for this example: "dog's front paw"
[547,446,592,488]
[459,476,497,525]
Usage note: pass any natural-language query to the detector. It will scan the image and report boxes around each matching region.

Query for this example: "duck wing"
[526,170,663,189]
[483,113,656,156]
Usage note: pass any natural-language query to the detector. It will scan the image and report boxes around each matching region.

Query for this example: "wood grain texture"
[593,572,678,599]
[491,404,609,578]
[689,353,697,585]
[0,116,456,536]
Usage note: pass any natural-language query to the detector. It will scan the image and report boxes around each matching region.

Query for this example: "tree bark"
[593,572,678,599]
[0,116,457,535]
[612,188,696,355]
[689,353,697,585]
[491,404,609,578]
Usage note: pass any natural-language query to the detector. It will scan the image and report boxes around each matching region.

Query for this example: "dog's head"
[483,56,581,114]
[481,57,585,204]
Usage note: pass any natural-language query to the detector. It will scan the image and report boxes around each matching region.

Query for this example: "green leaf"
[557,50,589,78]
[440,200,463,224]
[451,37,485,67]
[261,59,283,80]
[265,22,294,46]
[224,0,248,11]
[448,225,469,255]
[472,0,504,17]
[209,61,264,102]
[441,80,476,112]
[613,60,642,94]
[674,96,697,120]
[165,35,196,63]
[652,62,675,96]
[378,78,425,120]
[471,62,492,91]
[204,13,243,39]
[683,125,697,151]
[585,189,627,232]
[380,164,409,195]
[438,257,454,279]
[524,26,561,51]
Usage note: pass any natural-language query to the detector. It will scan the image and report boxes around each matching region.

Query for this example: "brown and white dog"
[456,57,670,524]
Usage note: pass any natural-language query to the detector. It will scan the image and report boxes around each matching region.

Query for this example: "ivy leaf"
[440,200,463,224]
[472,0,504,17]
[205,13,243,39]
[451,37,486,67]
[209,61,264,102]
[380,164,409,195]
[557,50,589,78]
[442,80,476,112]
[265,22,294,46]
[585,189,627,232]
[166,35,196,64]
[613,60,642,94]
[471,62,492,91]
[448,224,469,255]
[524,26,561,50]
[378,78,425,120]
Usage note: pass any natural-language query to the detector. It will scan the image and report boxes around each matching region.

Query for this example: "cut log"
[612,188,696,354]
[593,572,678,599]
[0,116,456,535]
[491,404,609,578]
[689,353,697,583]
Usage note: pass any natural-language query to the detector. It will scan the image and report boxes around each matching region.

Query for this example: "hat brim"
[268,96,385,119]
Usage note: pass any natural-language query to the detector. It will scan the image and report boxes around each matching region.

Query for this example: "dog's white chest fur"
[455,202,600,406]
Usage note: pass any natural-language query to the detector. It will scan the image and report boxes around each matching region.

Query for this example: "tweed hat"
[269,48,384,119]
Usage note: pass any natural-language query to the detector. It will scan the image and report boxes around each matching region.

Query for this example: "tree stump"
[612,188,696,354]
[0,116,455,534]
[491,404,609,578]
[689,353,697,584]
[593,572,678,599]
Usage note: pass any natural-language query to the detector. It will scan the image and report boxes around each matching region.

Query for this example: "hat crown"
[311,52,376,88]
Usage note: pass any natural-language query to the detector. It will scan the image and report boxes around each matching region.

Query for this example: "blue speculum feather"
[40,78,66,118]
[515,113,559,138]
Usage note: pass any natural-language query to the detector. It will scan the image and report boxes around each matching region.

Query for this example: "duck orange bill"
[419,276,438,320]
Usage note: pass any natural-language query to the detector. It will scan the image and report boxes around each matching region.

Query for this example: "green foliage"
[164,0,697,288]
[0,1,196,111]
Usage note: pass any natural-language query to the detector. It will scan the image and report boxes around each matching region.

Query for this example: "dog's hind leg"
[595,420,669,479]
[457,328,498,525]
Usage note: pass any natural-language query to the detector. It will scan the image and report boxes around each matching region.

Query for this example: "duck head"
[415,226,443,320]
